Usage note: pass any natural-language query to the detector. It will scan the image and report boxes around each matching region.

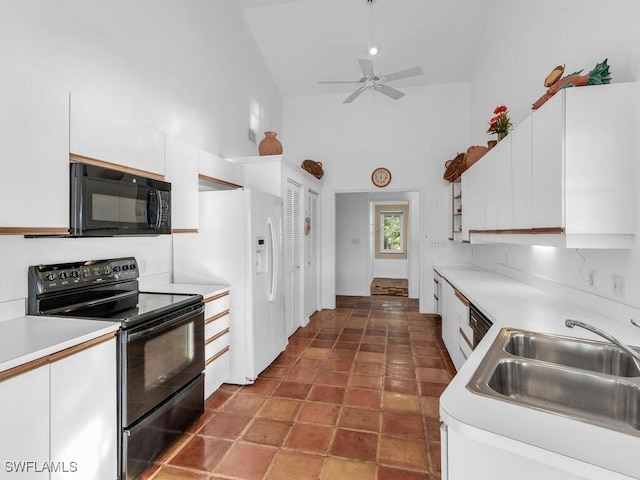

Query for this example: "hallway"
[141,296,454,480]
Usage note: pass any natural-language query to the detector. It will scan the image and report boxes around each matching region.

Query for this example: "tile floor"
[141,295,455,480]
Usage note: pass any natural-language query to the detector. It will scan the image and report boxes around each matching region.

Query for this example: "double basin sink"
[467,328,640,436]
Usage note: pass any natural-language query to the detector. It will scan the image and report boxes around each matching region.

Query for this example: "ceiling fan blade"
[381,66,424,83]
[318,80,359,84]
[358,58,375,78]
[343,86,367,104]
[375,83,405,100]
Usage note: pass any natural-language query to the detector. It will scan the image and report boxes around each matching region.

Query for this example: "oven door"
[70,162,171,236]
[122,304,204,427]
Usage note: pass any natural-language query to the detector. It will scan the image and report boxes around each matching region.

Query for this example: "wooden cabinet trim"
[205,291,230,303]
[0,332,116,382]
[205,309,230,324]
[453,288,470,307]
[0,227,68,236]
[469,227,564,235]
[49,332,116,363]
[70,153,165,181]
[198,173,242,189]
[172,229,199,234]
[205,346,230,366]
[205,328,230,345]
[459,327,474,350]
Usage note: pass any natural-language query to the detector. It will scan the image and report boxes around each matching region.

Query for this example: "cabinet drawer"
[205,311,230,340]
[459,315,473,346]
[204,348,229,399]
[204,292,230,319]
[205,330,230,360]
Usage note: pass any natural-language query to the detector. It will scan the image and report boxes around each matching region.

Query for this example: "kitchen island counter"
[435,264,640,479]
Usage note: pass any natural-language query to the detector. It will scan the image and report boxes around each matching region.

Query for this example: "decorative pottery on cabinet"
[258,131,283,156]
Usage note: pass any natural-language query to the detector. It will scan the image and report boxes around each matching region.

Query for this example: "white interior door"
[304,189,319,319]
[285,179,302,337]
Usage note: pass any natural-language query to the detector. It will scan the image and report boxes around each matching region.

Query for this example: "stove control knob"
[58,272,68,280]
[46,273,56,282]
[70,270,80,278]
[113,265,121,272]
[129,264,136,270]
[122,265,129,271]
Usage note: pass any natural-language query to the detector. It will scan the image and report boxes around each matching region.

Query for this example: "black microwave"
[70,163,171,236]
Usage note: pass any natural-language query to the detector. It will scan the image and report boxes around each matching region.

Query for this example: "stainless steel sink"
[467,328,640,436]
[504,331,640,377]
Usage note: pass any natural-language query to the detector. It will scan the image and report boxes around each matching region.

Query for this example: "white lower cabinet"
[442,423,628,480]
[0,335,117,480]
[203,290,231,399]
[50,337,117,480]
[0,364,50,475]
[440,280,470,371]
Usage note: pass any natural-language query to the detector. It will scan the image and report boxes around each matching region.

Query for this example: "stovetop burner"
[28,257,202,328]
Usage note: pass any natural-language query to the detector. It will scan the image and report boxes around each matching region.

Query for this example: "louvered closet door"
[285,179,302,337]
[304,189,319,318]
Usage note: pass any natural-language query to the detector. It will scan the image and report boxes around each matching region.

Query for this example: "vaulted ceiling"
[235,0,495,98]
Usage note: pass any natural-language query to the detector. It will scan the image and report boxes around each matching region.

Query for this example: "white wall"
[283,84,473,312]
[468,0,640,309]
[0,1,282,312]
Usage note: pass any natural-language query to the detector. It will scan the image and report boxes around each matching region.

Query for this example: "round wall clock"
[371,167,391,187]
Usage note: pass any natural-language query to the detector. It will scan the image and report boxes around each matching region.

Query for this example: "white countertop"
[435,264,640,479]
[142,282,230,298]
[0,316,119,373]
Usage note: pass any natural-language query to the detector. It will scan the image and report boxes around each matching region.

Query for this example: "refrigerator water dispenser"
[256,237,267,274]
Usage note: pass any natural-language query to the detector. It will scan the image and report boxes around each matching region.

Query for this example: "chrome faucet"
[565,319,640,367]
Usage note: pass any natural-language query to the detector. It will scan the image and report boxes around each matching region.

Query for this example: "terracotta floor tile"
[240,378,279,396]
[385,364,416,379]
[420,396,440,418]
[416,367,451,383]
[283,367,320,384]
[344,388,382,409]
[353,362,384,376]
[298,401,341,425]
[308,384,346,404]
[265,451,324,480]
[199,412,252,439]
[273,381,312,400]
[302,347,332,359]
[220,393,267,415]
[381,412,424,438]
[378,465,434,480]
[283,423,333,454]
[152,466,210,479]
[317,371,350,386]
[257,397,302,421]
[243,418,291,447]
[214,442,276,480]
[349,374,382,390]
[321,457,376,480]
[338,407,380,432]
[139,296,452,480]
[168,436,231,471]
[330,428,378,462]
[384,377,419,394]
[382,392,421,413]
[378,436,429,471]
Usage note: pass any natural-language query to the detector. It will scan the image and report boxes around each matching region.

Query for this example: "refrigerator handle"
[267,216,276,302]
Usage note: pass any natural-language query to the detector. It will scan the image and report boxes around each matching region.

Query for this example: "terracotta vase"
[258,131,283,156]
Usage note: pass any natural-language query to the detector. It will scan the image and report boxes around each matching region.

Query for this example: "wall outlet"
[588,269,597,289]
[612,274,625,298]
[140,258,148,274]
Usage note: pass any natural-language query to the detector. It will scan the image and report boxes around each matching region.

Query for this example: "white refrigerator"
[172,188,287,384]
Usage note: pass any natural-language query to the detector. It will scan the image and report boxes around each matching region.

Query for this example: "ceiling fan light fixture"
[368,43,381,56]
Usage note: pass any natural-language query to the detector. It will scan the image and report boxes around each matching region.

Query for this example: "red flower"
[493,105,507,114]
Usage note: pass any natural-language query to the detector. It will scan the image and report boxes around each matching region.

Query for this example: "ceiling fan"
[318,0,423,103]
[319,58,424,103]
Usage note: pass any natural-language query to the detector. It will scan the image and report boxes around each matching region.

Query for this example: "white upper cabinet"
[484,136,512,231]
[70,94,165,176]
[198,150,244,189]
[511,116,533,229]
[467,82,636,248]
[461,157,485,241]
[165,136,199,231]
[0,64,69,233]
